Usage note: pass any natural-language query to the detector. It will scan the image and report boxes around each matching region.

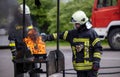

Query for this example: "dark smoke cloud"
[0,0,18,29]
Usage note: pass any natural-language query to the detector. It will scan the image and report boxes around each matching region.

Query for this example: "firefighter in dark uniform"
[44,10,103,77]
[8,4,39,77]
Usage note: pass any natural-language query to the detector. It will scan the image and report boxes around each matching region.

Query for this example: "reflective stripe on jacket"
[48,28,102,71]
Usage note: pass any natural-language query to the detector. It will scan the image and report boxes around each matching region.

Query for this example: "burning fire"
[23,28,46,55]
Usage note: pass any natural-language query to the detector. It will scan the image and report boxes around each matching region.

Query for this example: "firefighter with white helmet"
[44,10,102,77]
[19,4,31,14]
[71,11,88,25]
[71,10,92,29]
[8,4,39,77]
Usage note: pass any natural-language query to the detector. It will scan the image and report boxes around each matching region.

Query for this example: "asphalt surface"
[0,35,120,77]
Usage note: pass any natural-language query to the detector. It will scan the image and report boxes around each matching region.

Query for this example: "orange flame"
[23,29,46,55]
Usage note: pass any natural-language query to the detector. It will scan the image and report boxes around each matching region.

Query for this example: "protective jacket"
[45,25,102,71]
[8,12,33,59]
[8,5,41,77]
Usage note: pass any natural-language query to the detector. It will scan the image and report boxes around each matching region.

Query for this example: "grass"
[101,39,109,46]
[46,40,70,47]
[46,39,109,47]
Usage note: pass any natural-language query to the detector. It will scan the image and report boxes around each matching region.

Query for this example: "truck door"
[91,0,120,27]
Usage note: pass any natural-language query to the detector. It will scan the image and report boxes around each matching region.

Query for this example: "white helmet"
[71,10,88,25]
[19,4,30,14]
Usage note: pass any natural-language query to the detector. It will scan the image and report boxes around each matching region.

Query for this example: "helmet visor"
[70,17,80,24]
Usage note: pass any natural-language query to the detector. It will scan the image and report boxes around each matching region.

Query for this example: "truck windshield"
[97,0,117,8]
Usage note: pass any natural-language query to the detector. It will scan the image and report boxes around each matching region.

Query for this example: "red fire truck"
[91,0,120,50]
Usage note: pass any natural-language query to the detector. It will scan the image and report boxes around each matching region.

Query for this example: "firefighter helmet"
[19,4,30,14]
[71,10,88,25]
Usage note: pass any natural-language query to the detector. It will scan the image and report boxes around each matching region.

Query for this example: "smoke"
[0,0,18,29]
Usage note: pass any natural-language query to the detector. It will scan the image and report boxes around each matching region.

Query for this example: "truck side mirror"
[94,7,98,11]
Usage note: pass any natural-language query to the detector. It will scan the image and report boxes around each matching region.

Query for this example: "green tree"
[18,0,57,33]
[17,0,94,33]
[29,0,57,33]
[47,0,94,33]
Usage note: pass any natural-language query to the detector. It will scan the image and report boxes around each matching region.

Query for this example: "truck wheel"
[108,28,120,50]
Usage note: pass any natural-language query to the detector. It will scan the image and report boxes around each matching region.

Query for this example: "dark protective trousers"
[77,70,98,77]
[14,63,40,77]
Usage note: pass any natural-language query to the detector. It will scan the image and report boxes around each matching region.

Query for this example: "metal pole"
[23,0,26,38]
[23,1,26,75]
[56,0,60,72]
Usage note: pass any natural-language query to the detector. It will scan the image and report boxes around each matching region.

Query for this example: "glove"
[11,47,17,60]
[92,61,100,71]
[41,33,47,42]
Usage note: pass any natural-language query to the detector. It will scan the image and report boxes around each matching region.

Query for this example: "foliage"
[17,0,94,33]
[29,0,57,33]
[46,39,108,47]
[47,0,94,33]
[17,0,57,33]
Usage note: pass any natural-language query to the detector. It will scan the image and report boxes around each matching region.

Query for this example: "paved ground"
[0,35,120,77]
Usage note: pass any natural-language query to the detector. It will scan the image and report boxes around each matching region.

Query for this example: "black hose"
[62,66,120,75]
[0,46,11,49]
[61,71,120,75]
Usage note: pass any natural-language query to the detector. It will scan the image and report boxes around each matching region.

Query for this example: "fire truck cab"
[91,0,120,50]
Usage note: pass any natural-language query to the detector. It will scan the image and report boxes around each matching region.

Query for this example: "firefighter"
[8,4,39,77]
[44,10,103,77]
